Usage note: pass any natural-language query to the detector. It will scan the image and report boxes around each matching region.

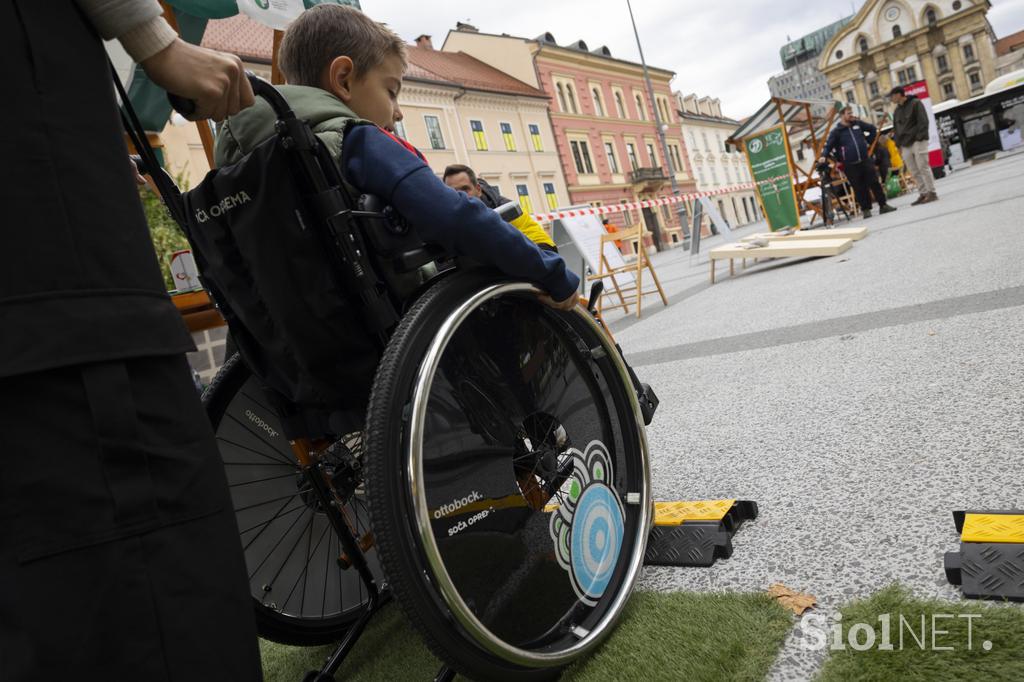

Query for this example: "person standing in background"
[819,107,896,218]
[1,1,261,679]
[889,86,938,204]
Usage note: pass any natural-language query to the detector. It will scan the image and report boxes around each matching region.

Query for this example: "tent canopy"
[728,97,848,148]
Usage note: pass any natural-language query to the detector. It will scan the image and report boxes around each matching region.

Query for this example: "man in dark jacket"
[1,1,262,679]
[820,107,896,218]
[890,86,937,204]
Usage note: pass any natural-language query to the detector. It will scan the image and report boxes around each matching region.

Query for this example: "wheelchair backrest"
[182,125,440,412]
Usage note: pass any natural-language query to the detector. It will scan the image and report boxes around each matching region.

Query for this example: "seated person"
[213,5,577,310]
[441,164,557,252]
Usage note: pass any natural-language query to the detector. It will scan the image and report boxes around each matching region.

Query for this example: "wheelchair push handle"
[167,72,295,120]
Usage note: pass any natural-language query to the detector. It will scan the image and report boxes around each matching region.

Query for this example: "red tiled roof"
[996,30,1024,57]
[198,17,546,101]
[405,47,547,99]
[201,14,274,63]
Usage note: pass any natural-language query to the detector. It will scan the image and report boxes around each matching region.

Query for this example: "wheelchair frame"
[119,71,657,681]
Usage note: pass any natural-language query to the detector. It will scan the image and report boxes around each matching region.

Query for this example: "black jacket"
[823,120,877,165]
[892,96,930,148]
[0,1,194,378]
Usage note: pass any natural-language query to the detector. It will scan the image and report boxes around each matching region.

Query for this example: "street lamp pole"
[626,0,685,251]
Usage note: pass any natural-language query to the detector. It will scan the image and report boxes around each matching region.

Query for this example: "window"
[926,8,937,25]
[393,119,407,139]
[556,83,568,112]
[702,131,710,151]
[942,82,955,99]
[710,166,719,185]
[626,143,638,170]
[515,184,533,214]
[635,93,646,120]
[696,164,706,184]
[500,122,516,151]
[963,44,975,63]
[646,142,658,166]
[953,0,961,10]
[859,37,869,53]
[604,142,619,173]
[614,90,626,118]
[969,71,982,90]
[565,83,578,113]
[936,54,949,73]
[591,87,605,117]
[897,66,918,85]
[570,139,594,174]
[656,97,671,123]
[619,199,635,224]
[543,182,558,210]
[892,25,902,39]
[424,115,445,149]
[846,90,856,104]
[470,120,488,151]
[836,49,844,60]
[869,80,880,97]
[718,133,725,152]
[669,144,683,173]
[528,124,543,151]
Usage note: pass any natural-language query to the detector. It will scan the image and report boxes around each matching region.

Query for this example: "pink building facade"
[444,29,698,247]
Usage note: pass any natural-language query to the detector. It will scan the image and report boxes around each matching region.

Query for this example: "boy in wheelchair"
[213,4,577,311]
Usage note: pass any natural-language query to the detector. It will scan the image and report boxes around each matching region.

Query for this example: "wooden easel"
[591,225,667,319]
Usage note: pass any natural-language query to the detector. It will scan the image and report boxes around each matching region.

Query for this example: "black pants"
[844,161,888,211]
[0,356,262,681]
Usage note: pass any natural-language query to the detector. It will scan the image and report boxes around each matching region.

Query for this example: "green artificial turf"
[260,591,793,681]
[817,585,1024,681]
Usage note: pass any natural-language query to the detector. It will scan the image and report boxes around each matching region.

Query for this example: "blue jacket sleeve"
[341,125,580,301]
[860,120,878,146]
[823,129,837,159]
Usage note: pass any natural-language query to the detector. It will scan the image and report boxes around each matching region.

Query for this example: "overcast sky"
[367,0,1024,119]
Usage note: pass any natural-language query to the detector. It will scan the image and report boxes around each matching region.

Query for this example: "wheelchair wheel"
[203,354,381,645]
[365,270,652,681]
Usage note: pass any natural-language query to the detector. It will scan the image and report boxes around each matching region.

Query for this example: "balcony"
[629,166,669,191]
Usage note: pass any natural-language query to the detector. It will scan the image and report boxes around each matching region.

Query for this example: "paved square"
[608,153,1024,679]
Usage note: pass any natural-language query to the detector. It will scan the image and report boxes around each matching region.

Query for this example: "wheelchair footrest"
[644,499,758,568]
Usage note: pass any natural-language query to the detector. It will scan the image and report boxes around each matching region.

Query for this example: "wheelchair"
[124,74,656,681]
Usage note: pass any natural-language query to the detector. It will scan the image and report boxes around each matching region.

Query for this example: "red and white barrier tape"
[530,173,793,224]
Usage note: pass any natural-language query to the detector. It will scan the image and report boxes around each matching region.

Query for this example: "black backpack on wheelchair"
[123,74,654,681]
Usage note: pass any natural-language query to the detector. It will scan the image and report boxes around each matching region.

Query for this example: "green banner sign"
[743,125,800,231]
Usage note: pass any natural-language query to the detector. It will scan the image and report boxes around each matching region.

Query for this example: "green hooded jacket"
[214,85,367,167]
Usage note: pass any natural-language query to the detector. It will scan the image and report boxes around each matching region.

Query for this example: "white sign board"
[698,196,733,236]
[170,249,202,292]
[553,207,634,289]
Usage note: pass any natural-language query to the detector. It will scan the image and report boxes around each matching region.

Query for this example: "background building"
[444,27,697,244]
[158,18,571,214]
[400,38,570,214]
[769,17,854,102]
[995,30,1024,75]
[820,0,999,120]
[676,94,760,228]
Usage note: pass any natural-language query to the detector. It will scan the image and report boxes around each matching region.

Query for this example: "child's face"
[327,53,405,131]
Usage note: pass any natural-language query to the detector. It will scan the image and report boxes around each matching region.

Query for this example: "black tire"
[364,270,651,681]
[203,354,381,645]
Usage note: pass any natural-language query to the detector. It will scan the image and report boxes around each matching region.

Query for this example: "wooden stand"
[590,225,667,318]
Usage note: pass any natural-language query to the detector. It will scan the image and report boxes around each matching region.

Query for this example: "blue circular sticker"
[570,483,624,601]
